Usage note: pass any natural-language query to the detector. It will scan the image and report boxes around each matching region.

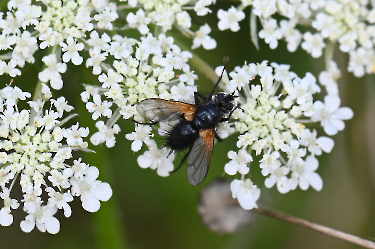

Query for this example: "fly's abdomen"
[166,120,199,151]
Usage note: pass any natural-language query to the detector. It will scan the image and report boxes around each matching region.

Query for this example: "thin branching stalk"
[254,205,375,249]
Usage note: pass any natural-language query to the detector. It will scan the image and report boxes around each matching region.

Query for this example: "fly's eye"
[216,93,225,100]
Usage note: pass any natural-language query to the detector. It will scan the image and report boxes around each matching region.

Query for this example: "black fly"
[136,60,237,185]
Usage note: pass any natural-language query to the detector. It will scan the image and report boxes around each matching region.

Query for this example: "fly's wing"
[136,98,197,123]
[187,128,215,185]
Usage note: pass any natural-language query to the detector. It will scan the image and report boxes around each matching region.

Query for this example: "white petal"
[316,136,334,153]
[20,219,35,233]
[156,160,173,177]
[62,202,72,218]
[277,179,290,193]
[91,182,112,201]
[230,179,243,198]
[44,216,60,234]
[324,95,340,113]
[329,118,345,131]
[238,164,250,174]
[305,156,319,172]
[137,154,153,168]
[334,107,353,120]
[323,122,338,135]
[299,177,309,190]
[81,192,101,212]
[307,172,323,191]
[0,208,13,226]
[131,139,142,152]
[85,167,99,183]
[225,161,239,175]
[237,189,257,210]
[265,176,276,188]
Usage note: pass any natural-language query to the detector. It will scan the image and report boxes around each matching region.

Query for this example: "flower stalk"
[255,205,375,249]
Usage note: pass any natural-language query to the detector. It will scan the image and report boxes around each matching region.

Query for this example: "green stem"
[84,144,129,249]
[173,39,218,85]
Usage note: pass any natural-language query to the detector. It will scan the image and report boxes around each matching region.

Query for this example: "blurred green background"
[1,1,375,249]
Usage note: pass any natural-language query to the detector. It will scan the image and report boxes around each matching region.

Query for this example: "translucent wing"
[136,98,197,123]
[187,128,215,185]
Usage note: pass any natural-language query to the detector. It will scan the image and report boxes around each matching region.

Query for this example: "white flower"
[230,179,260,210]
[224,149,252,175]
[86,94,113,120]
[339,32,357,53]
[71,166,112,213]
[86,47,108,75]
[282,140,306,165]
[217,6,245,32]
[176,11,191,29]
[280,19,302,52]
[60,37,84,65]
[126,9,151,35]
[318,61,340,95]
[90,121,121,148]
[38,54,67,90]
[20,205,60,234]
[0,59,21,77]
[46,187,73,218]
[192,24,216,50]
[289,156,323,191]
[259,19,283,49]
[300,129,334,156]
[0,188,19,226]
[252,0,277,18]
[137,140,175,177]
[312,13,335,38]
[62,123,89,147]
[126,125,153,152]
[170,83,197,103]
[301,32,325,58]
[348,47,369,78]
[259,150,281,176]
[311,95,354,135]
[94,8,118,30]
[264,166,291,193]
[0,85,111,232]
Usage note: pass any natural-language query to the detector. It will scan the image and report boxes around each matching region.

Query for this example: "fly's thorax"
[193,103,221,129]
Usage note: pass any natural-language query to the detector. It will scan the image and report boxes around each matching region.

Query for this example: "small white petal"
[91,182,112,201]
[307,172,323,191]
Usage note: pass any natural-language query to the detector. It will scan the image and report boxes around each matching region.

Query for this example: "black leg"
[218,104,239,123]
[215,133,223,142]
[228,104,239,119]
[171,146,193,173]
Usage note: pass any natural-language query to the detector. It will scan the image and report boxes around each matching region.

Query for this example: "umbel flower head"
[0,0,118,89]
[0,84,112,234]
[223,0,375,78]
[124,60,353,211]
[218,61,353,209]
[81,33,197,151]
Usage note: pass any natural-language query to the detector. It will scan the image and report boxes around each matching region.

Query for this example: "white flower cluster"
[81,33,197,156]
[220,0,375,78]
[120,0,217,49]
[0,0,117,89]
[0,85,112,234]
[216,61,353,210]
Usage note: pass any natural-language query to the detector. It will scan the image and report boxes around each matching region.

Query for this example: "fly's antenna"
[207,57,229,100]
